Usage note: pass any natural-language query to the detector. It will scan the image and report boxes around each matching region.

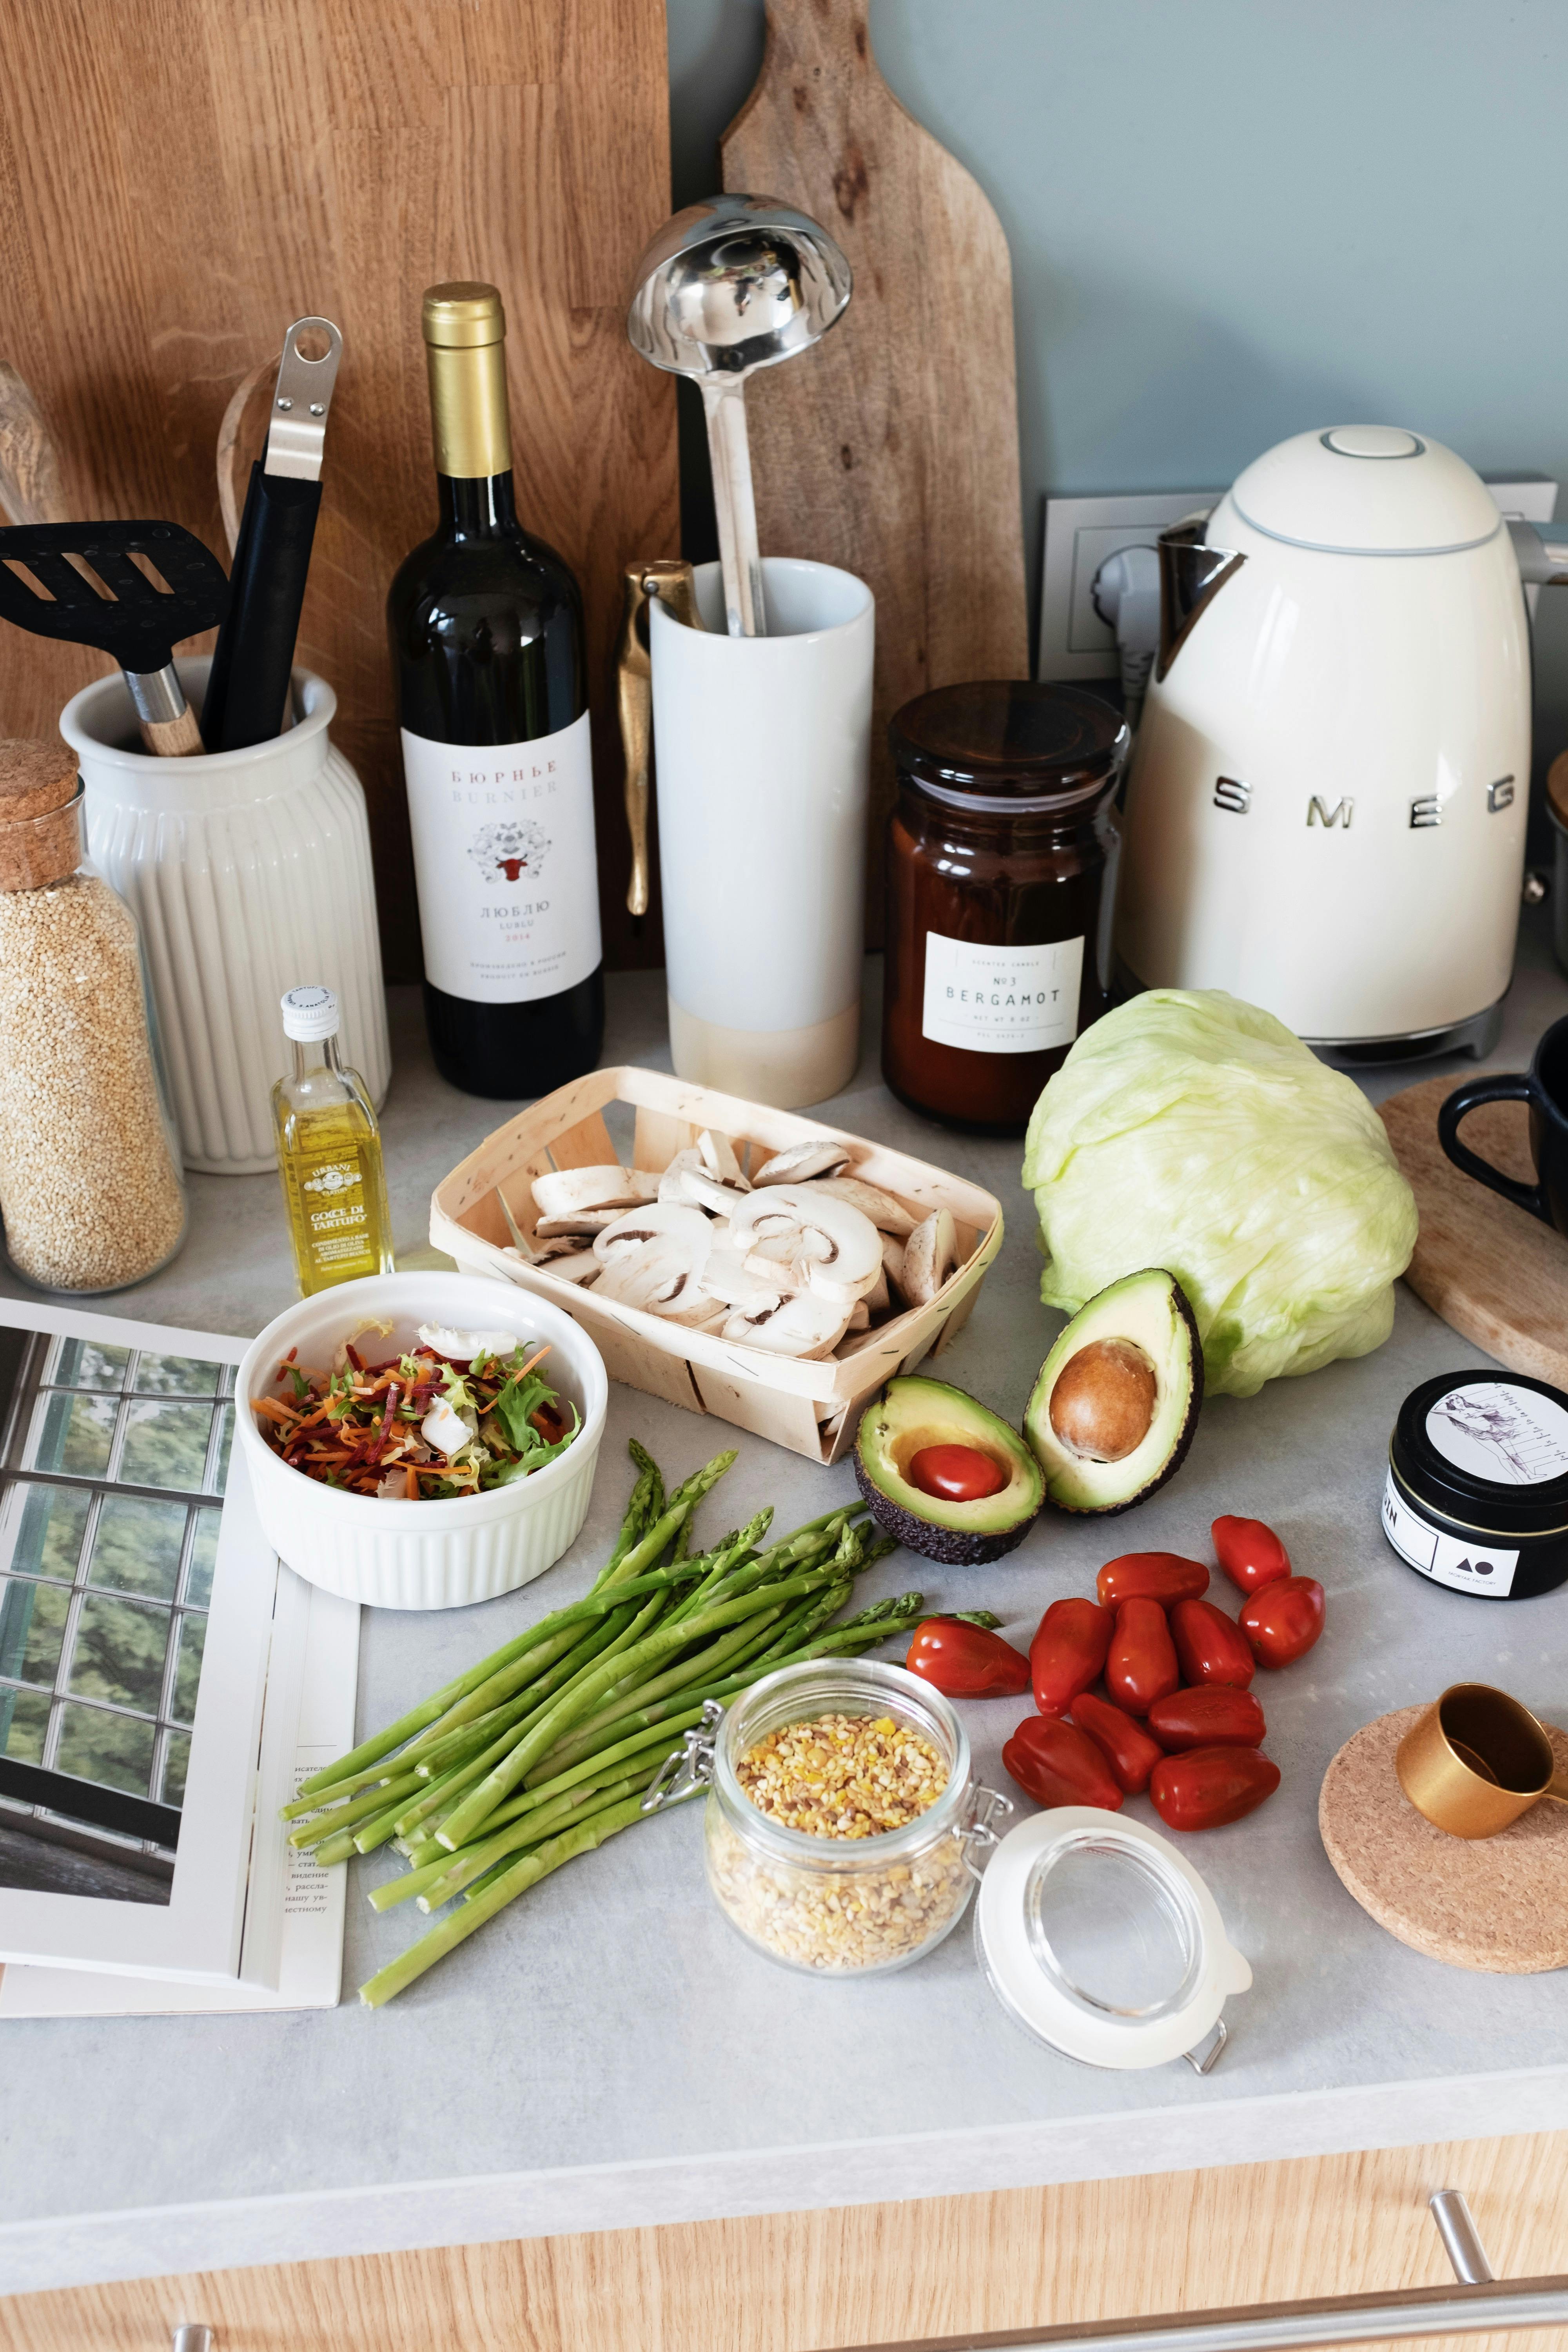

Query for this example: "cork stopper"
[0,738,83,891]
[1549,748,1568,831]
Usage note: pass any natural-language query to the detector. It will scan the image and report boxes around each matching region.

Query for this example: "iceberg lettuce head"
[1022,989,1417,1399]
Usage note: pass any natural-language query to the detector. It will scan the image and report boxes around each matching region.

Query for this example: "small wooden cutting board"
[1379,1073,1568,1388]
[1320,1706,1568,1973]
[721,0,1029,944]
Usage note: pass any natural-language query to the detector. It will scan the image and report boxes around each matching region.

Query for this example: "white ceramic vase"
[650,556,874,1109]
[60,658,390,1176]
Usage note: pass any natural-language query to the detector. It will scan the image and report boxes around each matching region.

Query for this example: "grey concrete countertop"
[4,943,1568,2296]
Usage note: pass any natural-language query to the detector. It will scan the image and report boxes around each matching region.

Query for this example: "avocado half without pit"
[1024,1268,1201,1514]
[854,1374,1045,1565]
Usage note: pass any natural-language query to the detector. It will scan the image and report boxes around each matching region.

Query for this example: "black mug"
[1439,1015,1568,1229]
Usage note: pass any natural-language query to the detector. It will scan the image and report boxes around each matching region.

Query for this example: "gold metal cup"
[1395,1683,1568,1839]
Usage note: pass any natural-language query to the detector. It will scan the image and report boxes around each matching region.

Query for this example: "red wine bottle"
[388,282,604,1098]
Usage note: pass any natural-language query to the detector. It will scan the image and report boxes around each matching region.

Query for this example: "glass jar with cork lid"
[881,682,1129,1133]
[0,738,186,1293]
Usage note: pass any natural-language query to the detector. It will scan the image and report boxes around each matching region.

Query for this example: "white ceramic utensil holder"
[650,556,873,1109]
[60,657,390,1175]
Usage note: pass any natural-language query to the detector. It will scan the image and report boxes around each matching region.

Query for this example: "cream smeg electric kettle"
[1115,425,1568,1059]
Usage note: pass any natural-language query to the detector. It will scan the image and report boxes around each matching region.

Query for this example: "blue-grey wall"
[666,0,1568,775]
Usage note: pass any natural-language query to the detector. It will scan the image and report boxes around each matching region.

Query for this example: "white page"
[0,1573,359,2017]
[0,1301,283,1981]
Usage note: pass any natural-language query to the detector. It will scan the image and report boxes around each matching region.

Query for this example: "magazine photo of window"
[0,1328,235,1907]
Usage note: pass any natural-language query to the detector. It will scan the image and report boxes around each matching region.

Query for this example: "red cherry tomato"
[1002,1713,1123,1812]
[1212,1515,1292,1596]
[1169,1596,1255,1690]
[1147,1684,1267,1751]
[1069,1689,1166,1795]
[1095,1551,1210,1609]
[1149,1745,1280,1831]
[905,1616,1031,1699]
[908,1444,1007,1503]
[1105,1596,1180,1716]
[1240,1576,1326,1668]
[1029,1596,1114,1717]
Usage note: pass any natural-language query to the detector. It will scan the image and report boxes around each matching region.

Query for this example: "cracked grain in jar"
[702,1660,987,1976]
[0,741,186,1294]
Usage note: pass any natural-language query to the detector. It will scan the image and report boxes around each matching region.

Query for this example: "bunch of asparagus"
[281,1441,927,2007]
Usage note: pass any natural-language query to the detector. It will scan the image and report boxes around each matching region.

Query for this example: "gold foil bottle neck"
[421,281,511,478]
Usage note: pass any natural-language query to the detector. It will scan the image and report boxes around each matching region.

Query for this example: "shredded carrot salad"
[253,1338,577,1499]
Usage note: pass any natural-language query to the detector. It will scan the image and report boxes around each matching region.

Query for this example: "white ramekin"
[234,1272,608,1608]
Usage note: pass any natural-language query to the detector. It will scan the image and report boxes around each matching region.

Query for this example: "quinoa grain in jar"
[691,1660,1010,1976]
[0,739,186,1293]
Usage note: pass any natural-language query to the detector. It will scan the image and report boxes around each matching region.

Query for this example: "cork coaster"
[1319,1706,1568,1974]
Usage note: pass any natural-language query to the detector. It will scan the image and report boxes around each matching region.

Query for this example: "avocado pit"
[1048,1338,1158,1463]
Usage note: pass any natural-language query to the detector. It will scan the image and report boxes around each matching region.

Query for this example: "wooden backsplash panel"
[0,0,678,980]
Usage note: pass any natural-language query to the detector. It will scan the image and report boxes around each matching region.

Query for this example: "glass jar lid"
[975,1808,1251,2071]
[1393,1371,1568,1538]
[889,681,1129,814]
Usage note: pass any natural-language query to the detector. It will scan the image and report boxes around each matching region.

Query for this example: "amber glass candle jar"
[882,682,1127,1134]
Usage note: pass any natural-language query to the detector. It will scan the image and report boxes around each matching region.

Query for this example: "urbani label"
[400,710,601,1005]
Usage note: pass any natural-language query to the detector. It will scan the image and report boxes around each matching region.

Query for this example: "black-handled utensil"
[0,520,229,755]
[203,317,343,752]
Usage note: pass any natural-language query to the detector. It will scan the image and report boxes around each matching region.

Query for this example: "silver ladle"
[627,195,853,639]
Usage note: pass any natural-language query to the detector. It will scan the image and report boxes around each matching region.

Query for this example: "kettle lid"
[1229,426,1501,555]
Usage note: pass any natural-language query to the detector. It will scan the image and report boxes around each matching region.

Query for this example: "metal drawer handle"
[172,2328,213,2351]
[1429,2189,1494,2284]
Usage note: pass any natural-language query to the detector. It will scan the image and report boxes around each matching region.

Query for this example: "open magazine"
[0,1299,358,2011]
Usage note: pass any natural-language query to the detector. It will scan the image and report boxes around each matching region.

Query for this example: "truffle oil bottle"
[272,985,394,1296]
[387,280,604,1098]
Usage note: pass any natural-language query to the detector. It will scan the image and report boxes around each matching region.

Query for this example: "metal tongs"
[202,318,343,752]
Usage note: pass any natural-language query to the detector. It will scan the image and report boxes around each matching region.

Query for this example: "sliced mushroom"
[835,1323,895,1359]
[727,1182,883,1308]
[533,1234,591,1262]
[751,1139,853,1187]
[594,1235,713,1323]
[721,1289,852,1358]
[846,1299,870,1330]
[863,1264,890,1317]
[535,1208,631,1239]
[535,1248,601,1287]
[657,1145,750,1217]
[806,1175,917,1237]
[699,1240,786,1312]
[741,1229,808,1294]
[900,1207,958,1307]
[531,1165,660,1218]
[592,1201,714,1265]
[697,1129,749,1189]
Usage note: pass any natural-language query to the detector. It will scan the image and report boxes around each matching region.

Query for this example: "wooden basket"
[429,1066,1004,1464]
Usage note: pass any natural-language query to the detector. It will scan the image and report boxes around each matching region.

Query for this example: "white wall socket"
[1037,475,1559,682]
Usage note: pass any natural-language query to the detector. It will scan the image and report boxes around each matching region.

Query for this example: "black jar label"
[921,933,1083,1056]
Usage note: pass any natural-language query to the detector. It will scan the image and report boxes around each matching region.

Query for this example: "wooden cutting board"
[1379,1074,1568,1387]
[721,0,1029,944]
[1320,1706,1568,1973]
[0,0,678,981]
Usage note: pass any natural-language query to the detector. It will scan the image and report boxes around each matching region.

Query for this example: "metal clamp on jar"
[645,1659,1011,1977]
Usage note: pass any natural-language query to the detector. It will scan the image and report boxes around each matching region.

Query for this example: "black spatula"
[0,520,230,755]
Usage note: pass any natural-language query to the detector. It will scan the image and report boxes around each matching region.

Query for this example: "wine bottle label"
[921,931,1084,1055]
[401,711,601,1005]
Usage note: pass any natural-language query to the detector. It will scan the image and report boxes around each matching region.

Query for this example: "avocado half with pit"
[853,1373,1045,1566]
[1024,1268,1202,1514]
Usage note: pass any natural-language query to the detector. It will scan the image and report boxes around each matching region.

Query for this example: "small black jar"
[1383,1370,1568,1601]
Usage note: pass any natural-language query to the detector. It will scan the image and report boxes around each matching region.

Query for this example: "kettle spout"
[1157,515,1245,681]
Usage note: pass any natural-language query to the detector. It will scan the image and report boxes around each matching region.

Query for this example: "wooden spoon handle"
[139,703,205,757]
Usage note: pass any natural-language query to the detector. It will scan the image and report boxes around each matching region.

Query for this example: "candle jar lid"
[890,681,1128,814]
